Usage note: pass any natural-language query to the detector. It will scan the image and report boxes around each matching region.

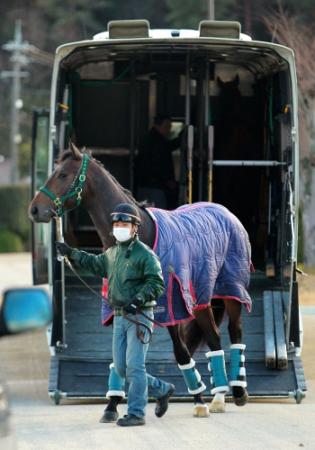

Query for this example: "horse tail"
[183,300,226,354]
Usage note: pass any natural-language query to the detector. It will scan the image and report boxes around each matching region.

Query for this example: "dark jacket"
[70,238,164,309]
[136,128,180,189]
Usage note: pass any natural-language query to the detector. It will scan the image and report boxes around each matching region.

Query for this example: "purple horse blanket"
[102,202,252,326]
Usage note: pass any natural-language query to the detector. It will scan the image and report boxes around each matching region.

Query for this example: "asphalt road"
[1,253,315,450]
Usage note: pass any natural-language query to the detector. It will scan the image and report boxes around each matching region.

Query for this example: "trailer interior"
[58,40,295,277]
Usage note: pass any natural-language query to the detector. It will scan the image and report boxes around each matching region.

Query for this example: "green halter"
[39,153,90,217]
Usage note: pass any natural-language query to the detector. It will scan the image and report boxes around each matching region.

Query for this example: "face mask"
[113,227,132,242]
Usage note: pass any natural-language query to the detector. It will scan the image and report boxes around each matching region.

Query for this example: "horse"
[214,75,260,256]
[29,142,251,417]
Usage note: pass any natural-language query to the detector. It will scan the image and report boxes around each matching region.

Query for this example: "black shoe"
[99,409,119,423]
[116,414,145,427]
[155,384,175,418]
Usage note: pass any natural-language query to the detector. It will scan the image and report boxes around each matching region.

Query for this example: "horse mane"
[57,148,147,209]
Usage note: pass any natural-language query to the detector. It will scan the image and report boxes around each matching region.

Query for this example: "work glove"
[123,296,143,315]
[56,241,72,257]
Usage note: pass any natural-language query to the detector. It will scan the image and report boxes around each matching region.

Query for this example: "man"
[56,203,174,427]
[136,115,181,209]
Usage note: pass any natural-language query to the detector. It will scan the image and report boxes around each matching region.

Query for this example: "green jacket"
[70,238,164,309]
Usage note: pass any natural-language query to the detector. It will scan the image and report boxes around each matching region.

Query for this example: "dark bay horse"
[29,142,251,416]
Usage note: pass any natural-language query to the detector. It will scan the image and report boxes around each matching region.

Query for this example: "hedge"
[0,183,31,251]
[0,229,24,252]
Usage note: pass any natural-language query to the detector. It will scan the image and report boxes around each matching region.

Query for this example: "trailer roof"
[93,28,252,42]
[55,38,294,72]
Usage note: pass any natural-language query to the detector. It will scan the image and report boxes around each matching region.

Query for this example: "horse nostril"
[31,205,38,216]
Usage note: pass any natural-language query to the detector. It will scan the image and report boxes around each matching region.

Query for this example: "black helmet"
[111,203,141,225]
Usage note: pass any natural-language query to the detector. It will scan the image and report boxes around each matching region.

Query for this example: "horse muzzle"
[28,202,54,223]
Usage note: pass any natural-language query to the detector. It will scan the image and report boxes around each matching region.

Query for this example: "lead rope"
[122,310,152,345]
[55,217,162,344]
[55,216,105,300]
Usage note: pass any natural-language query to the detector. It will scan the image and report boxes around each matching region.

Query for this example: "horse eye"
[58,172,68,179]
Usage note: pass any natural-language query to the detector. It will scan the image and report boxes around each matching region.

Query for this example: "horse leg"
[168,324,209,417]
[100,362,125,423]
[182,320,209,416]
[193,305,229,413]
[224,300,248,406]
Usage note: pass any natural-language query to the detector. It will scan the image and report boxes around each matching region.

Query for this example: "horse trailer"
[31,20,306,404]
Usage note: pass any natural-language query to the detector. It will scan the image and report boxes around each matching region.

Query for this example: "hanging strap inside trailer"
[207,125,214,202]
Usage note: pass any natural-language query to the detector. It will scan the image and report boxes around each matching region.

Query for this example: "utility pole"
[1,21,54,184]
[243,0,252,36]
[208,0,215,20]
[2,20,30,184]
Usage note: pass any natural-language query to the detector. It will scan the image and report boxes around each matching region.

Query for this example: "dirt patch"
[298,267,315,306]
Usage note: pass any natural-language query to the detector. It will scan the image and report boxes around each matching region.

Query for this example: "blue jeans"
[112,311,170,418]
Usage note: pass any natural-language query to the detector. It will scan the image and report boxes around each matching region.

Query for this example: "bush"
[0,229,24,252]
[0,184,31,250]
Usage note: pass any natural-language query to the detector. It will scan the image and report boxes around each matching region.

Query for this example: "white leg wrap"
[229,344,247,388]
[179,358,206,395]
[211,385,229,395]
[230,344,246,350]
[229,380,247,388]
[229,366,247,387]
[188,381,207,395]
[205,349,224,358]
[106,390,125,399]
[206,350,229,394]
[178,359,195,370]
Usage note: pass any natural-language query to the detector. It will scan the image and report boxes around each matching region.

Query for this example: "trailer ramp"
[48,272,306,404]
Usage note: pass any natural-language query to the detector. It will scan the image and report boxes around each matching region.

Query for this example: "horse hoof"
[193,403,209,417]
[233,389,249,407]
[209,399,225,413]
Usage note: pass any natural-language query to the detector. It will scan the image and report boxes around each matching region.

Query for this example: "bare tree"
[264,4,315,265]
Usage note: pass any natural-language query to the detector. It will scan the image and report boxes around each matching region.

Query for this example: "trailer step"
[48,356,306,403]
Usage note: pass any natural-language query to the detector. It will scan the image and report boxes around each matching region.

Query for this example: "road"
[1,253,315,450]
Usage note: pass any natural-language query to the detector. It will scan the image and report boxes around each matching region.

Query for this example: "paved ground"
[1,253,315,450]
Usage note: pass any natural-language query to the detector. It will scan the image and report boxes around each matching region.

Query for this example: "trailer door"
[31,109,50,284]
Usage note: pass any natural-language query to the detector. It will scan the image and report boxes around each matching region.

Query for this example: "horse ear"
[81,146,92,157]
[233,74,240,86]
[69,140,81,159]
[217,76,224,88]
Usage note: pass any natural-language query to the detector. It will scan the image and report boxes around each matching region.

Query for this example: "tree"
[164,0,239,29]
[264,4,315,265]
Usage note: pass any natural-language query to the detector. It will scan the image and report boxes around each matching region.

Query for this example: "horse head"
[29,142,89,223]
[217,74,241,119]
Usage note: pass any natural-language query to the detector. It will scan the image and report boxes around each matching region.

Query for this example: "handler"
[56,203,174,427]
[136,114,181,209]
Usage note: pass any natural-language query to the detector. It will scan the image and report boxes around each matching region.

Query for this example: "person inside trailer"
[136,114,181,209]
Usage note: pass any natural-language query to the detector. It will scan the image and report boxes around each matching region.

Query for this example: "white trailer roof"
[93,28,252,42]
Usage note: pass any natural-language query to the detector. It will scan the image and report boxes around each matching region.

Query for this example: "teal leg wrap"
[178,359,206,395]
[106,363,126,398]
[229,344,247,388]
[206,350,229,394]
